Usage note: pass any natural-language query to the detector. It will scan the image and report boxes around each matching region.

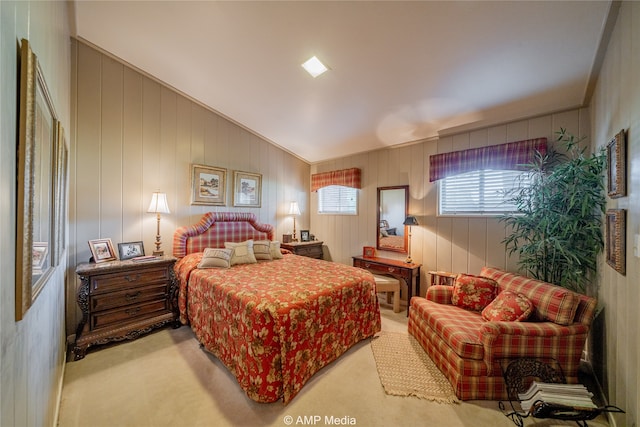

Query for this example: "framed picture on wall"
[191,164,227,206]
[15,39,60,320]
[233,171,262,208]
[606,209,626,275]
[607,129,626,199]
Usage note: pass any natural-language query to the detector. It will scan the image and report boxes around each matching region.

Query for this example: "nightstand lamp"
[147,192,170,256]
[403,215,419,264]
[289,201,301,241]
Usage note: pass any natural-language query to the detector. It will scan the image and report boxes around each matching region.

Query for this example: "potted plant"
[501,129,606,294]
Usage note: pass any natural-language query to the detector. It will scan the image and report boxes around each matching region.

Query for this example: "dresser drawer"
[90,267,169,294]
[91,299,169,330]
[296,246,323,258]
[91,283,168,312]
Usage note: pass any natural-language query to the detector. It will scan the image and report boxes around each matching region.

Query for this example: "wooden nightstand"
[73,256,179,360]
[280,241,324,259]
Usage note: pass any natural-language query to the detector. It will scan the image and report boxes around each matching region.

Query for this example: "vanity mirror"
[376,186,409,253]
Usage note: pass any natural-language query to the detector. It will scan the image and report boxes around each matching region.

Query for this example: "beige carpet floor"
[57,302,610,427]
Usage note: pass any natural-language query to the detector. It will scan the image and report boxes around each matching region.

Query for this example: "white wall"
[68,40,310,336]
[0,1,71,426]
[311,108,589,301]
[591,2,639,425]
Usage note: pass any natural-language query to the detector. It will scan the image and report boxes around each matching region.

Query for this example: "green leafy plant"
[501,129,606,294]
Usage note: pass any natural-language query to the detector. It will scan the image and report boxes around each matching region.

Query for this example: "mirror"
[377,186,409,253]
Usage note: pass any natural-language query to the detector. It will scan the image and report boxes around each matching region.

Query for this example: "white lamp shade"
[147,192,170,214]
[288,201,301,216]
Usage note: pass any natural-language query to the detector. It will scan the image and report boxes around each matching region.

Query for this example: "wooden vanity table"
[352,255,422,316]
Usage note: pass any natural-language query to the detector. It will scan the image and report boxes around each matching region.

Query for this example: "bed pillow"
[270,241,284,259]
[482,291,534,322]
[198,248,233,269]
[253,240,272,260]
[225,240,257,265]
[451,273,498,311]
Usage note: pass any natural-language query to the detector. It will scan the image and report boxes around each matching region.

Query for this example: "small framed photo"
[233,171,262,208]
[300,230,310,242]
[191,164,227,206]
[363,246,376,258]
[32,242,49,274]
[88,238,117,263]
[117,241,145,260]
[607,129,626,199]
[606,209,626,275]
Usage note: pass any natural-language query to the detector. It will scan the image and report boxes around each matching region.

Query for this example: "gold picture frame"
[233,171,262,208]
[53,122,68,266]
[606,209,626,275]
[191,164,227,206]
[16,39,59,320]
[88,239,118,264]
[607,129,626,199]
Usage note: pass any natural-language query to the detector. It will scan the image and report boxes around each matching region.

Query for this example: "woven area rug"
[370,331,460,403]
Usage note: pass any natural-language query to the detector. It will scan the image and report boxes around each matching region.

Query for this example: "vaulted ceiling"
[72,1,613,163]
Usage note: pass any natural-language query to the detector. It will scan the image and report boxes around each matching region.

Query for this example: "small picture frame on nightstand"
[300,230,310,242]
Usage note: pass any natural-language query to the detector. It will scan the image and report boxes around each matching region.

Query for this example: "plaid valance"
[311,168,361,192]
[429,137,547,182]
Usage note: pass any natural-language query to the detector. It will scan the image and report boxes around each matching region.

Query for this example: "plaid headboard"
[172,212,274,258]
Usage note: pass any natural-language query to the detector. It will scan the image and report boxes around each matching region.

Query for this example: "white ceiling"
[72,1,612,164]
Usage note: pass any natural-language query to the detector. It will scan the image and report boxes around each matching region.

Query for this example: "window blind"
[439,170,530,215]
[318,185,358,215]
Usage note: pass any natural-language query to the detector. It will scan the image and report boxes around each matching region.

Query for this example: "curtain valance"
[429,137,547,182]
[311,168,361,192]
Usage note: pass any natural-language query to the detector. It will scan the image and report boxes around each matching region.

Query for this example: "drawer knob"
[125,307,141,316]
[387,267,396,273]
[124,274,141,282]
[125,291,142,302]
[364,263,371,268]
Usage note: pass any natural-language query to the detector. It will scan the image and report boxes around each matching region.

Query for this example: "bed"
[172,212,381,403]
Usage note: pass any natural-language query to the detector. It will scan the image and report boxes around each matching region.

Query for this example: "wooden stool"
[373,274,401,313]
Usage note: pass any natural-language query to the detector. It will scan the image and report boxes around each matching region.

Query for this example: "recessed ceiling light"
[302,56,329,78]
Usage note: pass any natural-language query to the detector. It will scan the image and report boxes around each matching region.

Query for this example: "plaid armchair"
[408,267,597,400]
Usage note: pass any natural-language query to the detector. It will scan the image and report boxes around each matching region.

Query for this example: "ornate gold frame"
[606,209,626,275]
[16,39,60,320]
[607,129,626,198]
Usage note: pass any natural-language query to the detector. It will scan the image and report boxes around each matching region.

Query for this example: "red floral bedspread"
[174,253,381,403]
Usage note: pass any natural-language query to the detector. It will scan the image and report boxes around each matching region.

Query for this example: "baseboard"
[52,350,67,427]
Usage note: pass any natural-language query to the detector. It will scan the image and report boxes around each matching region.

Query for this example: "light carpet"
[371,331,460,404]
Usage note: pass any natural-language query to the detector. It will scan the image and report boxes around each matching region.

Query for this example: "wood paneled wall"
[68,40,310,337]
[591,2,639,425]
[311,108,590,300]
[1,2,70,426]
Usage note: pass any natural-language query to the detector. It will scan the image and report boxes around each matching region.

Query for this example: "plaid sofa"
[408,266,597,400]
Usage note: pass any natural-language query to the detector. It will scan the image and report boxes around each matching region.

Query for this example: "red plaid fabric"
[428,137,547,182]
[172,212,273,258]
[409,267,597,400]
[480,267,590,326]
[311,168,361,192]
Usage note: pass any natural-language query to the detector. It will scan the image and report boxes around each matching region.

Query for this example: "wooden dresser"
[280,241,324,259]
[73,256,178,360]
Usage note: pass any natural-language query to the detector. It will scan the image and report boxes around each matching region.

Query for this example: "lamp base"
[153,250,164,257]
[405,256,413,264]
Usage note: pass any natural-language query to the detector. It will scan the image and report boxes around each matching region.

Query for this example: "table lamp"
[147,192,170,256]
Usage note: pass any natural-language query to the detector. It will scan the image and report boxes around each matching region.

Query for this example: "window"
[318,185,358,215]
[438,169,530,216]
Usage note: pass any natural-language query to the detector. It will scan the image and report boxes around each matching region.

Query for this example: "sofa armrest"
[426,285,454,304]
[480,321,590,375]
